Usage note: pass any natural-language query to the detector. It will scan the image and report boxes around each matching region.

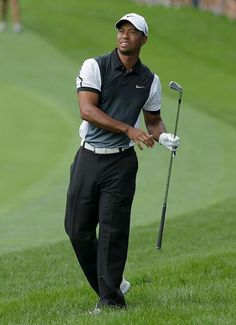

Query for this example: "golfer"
[65,13,180,312]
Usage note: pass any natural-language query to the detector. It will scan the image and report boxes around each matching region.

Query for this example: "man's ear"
[142,35,148,46]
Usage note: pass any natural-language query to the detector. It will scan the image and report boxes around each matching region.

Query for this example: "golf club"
[156,81,183,249]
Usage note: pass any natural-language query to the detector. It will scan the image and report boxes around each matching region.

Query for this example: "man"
[65,13,180,312]
[0,0,22,32]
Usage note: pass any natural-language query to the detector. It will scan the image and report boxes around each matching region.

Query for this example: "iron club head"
[169,81,183,93]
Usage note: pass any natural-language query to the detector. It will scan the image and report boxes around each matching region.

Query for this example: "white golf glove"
[159,133,180,151]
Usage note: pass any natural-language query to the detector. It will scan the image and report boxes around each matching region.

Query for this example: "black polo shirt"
[77,49,161,148]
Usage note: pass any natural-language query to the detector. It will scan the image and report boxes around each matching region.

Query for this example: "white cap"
[115,13,148,36]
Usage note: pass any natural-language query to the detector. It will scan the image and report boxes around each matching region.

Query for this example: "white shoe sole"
[120,278,131,295]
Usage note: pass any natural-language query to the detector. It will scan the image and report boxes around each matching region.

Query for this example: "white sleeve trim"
[76,58,101,91]
[142,74,161,112]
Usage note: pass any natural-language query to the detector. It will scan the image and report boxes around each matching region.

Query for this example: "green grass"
[0,197,235,324]
[21,0,236,127]
[0,0,236,323]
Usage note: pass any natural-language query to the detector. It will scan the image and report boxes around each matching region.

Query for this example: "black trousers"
[65,146,138,306]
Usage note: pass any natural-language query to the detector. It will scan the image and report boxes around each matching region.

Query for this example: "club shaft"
[157,90,182,249]
[173,93,182,137]
[172,92,182,158]
[157,204,166,249]
[156,154,174,249]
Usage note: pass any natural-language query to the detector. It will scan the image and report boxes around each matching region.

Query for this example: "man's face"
[117,22,147,55]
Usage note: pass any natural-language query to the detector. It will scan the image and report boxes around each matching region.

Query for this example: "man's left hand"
[158,133,180,151]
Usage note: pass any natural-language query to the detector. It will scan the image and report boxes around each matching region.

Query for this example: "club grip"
[157,204,167,249]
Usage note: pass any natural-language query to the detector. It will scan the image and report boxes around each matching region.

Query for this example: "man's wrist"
[124,125,132,136]
[158,132,165,143]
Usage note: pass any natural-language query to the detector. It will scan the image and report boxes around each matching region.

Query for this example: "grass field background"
[0,0,235,324]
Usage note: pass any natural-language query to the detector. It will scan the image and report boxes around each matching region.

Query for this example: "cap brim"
[115,18,148,36]
[115,19,131,29]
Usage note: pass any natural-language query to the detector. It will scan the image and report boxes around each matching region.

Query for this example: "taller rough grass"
[0,198,235,324]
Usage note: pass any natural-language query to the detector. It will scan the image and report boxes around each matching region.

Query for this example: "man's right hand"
[126,127,154,150]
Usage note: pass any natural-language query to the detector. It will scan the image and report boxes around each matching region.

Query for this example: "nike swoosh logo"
[136,85,145,89]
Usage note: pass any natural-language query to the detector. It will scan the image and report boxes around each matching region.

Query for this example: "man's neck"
[117,49,139,71]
